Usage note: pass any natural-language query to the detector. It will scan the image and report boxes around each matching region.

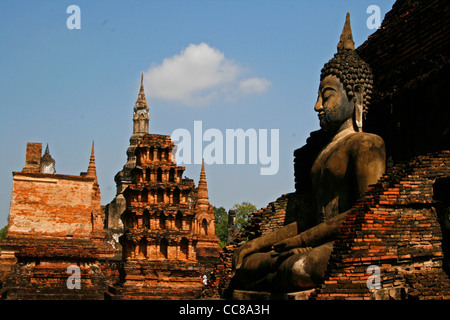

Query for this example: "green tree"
[0,225,7,252]
[214,206,228,247]
[213,202,257,248]
[231,201,257,231]
[0,225,7,240]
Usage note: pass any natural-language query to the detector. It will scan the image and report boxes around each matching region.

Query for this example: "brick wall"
[357,0,450,162]
[315,150,450,300]
[8,172,97,237]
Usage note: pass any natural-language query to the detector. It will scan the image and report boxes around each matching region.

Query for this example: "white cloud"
[238,77,272,95]
[143,43,270,106]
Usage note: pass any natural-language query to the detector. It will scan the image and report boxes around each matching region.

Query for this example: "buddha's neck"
[331,118,357,141]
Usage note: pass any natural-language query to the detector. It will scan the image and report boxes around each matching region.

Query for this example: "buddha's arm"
[273,210,348,252]
[232,222,299,270]
[353,135,386,197]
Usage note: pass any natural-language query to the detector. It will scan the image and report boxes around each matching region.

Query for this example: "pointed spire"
[135,72,148,107]
[200,158,206,184]
[40,143,56,174]
[44,143,50,155]
[196,159,210,208]
[139,72,144,95]
[337,12,355,52]
[86,140,97,183]
[133,72,150,135]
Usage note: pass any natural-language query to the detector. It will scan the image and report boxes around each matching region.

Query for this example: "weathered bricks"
[22,143,42,173]
[8,173,97,237]
[315,150,450,300]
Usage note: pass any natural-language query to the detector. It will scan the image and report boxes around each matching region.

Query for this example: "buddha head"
[314,13,373,134]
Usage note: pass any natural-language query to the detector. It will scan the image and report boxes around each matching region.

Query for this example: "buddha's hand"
[276,247,312,263]
[232,242,257,272]
[273,235,303,252]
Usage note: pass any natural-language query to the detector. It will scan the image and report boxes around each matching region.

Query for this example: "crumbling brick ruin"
[315,151,450,299]
[0,142,115,299]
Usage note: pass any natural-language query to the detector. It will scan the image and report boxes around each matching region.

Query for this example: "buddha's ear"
[353,85,363,132]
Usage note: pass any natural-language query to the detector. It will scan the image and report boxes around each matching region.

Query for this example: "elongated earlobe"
[353,85,363,132]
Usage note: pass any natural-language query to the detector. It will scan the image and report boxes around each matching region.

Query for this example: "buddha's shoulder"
[345,132,385,152]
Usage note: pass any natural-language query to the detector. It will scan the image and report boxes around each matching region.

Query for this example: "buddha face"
[314,75,354,133]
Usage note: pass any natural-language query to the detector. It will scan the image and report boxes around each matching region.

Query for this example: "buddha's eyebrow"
[321,86,337,94]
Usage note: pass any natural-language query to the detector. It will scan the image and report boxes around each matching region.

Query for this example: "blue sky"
[0,0,396,225]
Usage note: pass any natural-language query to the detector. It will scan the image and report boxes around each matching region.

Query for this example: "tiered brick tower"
[105,73,150,255]
[120,134,200,263]
[106,78,221,300]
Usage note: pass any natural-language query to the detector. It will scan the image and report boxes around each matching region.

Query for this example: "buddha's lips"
[318,112,325,120]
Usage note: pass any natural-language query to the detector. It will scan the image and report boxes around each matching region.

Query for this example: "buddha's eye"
[322,91,333,101]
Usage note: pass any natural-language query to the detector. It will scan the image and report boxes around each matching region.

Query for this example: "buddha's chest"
[310,138,355,219]
[311,138,352,187]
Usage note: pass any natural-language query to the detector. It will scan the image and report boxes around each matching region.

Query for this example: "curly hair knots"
[320,49,374,115]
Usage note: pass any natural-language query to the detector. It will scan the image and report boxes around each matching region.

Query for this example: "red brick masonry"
[315,150,450,300]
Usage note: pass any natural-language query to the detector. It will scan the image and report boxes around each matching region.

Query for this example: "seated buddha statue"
[232,13,386,292]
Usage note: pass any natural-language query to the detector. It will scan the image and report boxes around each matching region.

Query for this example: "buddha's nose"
[314,96,323,112]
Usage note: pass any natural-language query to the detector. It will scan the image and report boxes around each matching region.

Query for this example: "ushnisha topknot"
[320,12,374,115]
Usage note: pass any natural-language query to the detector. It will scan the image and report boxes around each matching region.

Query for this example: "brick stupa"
[106,76,221,300]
